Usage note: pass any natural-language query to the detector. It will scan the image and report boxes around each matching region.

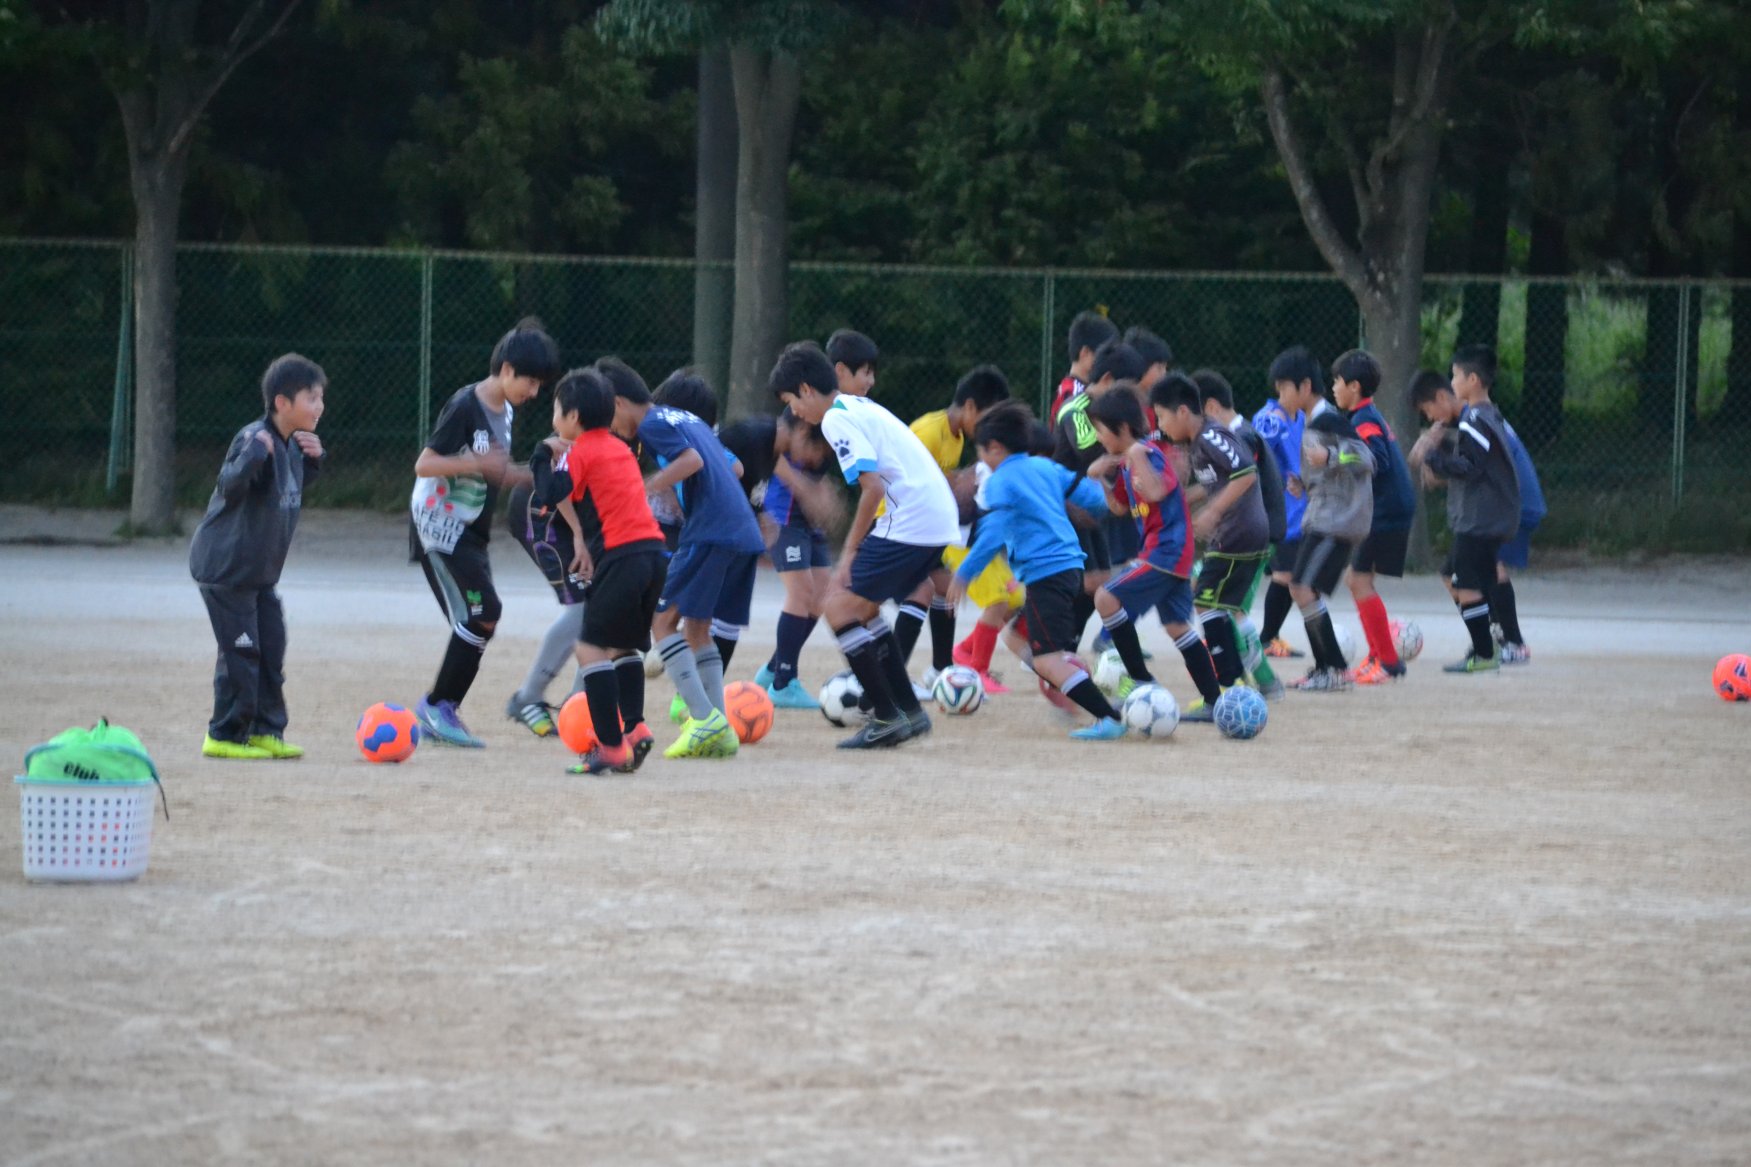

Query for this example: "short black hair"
[1190,368,1235,412]
[972,400,1036,457]
[654,369,719,427]
[1091,339,1148,385]
[718,415,779,494]
[1267,345,1325,394]
[261,353,325,414]
[1331,349,1382,395]
[1308,410,1358,440]
[1121,325,1173,370]
[1409,369,1451,405]
[1088,383,1147,437]
[825,328,878,371]
[594,355,651,404]
[952,364,1011,410]
[1150,371,1203,416]
[768,340,838,401]
[554,367,616,431]
[1068,310,1119,361]
[1452,343,1497,387]
[490,318,561,385]
[1027,419,1055,457]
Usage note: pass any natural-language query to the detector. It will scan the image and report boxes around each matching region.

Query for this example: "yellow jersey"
[909,409,964,476]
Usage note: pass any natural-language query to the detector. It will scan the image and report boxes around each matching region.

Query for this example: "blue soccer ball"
[1213,686,1268,740]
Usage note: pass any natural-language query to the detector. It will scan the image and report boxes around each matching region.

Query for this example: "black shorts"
[1196,550,1272,612]
[1270,537,1301,575]
[419,535,502,629]
[1291,534,1353,598]
[771,524,831,573]
[849,536,945,604]
[1444,533,1502,594]
[1352,527,1410,578]
[582,549,667,652]
[507,485,588,605]
[1078,523,1113,574]
[1017,569,1083,657]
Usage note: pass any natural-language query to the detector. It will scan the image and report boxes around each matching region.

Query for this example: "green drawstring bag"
[21,719,169,818]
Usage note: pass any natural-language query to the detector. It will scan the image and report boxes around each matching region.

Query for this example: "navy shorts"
[772,524,831,573]
[849,536,946,605]
[1106,560,1196,628]
[1498,518,1539,570]
[658,542,759,625]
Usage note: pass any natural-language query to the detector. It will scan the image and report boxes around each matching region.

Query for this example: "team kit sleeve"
[1425,414,1488,479]
[529,442,572,508]
[422,394,474,455]
[822,410,878,485]
[214,425,273,500]
[635,411,691,463]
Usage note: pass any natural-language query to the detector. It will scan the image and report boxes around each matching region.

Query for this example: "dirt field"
[2,506,1748,1166]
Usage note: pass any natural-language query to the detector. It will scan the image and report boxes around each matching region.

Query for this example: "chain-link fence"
[3,238,1747,550]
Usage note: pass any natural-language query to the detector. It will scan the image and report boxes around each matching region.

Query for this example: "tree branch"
[1261,67,1367,297]
[165,0,303,159]
[1367,7,1456,198]
[1284,61,1372,238]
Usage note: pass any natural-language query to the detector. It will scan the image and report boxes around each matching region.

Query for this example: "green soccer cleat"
[664,710,737,759]
[669,694,689,725]
[505,696,556,738]
[246,734,304,759]
[1180,698,1216,723]
[1443,651,1501,674]
[1113,674,1139,702]
[202,734,274,760]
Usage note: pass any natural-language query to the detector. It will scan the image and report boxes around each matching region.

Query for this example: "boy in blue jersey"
[949,402,1129,740]
[1252,346,1331,659]
[603,359,765,759]
[1331,349,1417,683]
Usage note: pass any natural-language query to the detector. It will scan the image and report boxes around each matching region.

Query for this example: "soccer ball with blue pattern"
[932,665,986,715]
[1214,686,1268,740]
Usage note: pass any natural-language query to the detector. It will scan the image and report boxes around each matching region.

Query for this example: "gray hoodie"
[1300,415,1375,541]
[188,417,322,589]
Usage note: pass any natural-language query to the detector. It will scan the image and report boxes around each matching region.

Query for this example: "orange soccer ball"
[1714,654,1751,703]
[356,702,419,763]
[723,680,774,744]
[558,692,610,753]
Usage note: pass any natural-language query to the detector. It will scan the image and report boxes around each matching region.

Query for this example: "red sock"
[1357,593,1399,667]
[961,622,999,672]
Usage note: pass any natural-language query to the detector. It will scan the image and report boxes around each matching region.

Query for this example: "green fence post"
[1039,271,1055,413]
[419,251,434,445]
[1670,283,1689,505]
[106,245,134,496]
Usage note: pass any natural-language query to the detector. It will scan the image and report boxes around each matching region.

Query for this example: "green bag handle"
[21,719,169,821]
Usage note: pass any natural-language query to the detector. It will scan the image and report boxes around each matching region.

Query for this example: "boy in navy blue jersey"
[949,402,1128,740]
[1331,349,1417,683]
[603,359,765,758]
[190,354,326,760]
[1494,415,1545,663]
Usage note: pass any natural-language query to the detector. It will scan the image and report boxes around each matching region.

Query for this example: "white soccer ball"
[1121,682,1179,739]
[643,650,665,679]
[1392,619,1424,662]
[818,670,866,727]
[1093,647,1127,698]
[1334,623,1360,665]
[932,665,985,715]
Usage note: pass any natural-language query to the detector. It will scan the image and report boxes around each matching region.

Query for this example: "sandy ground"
[1,506,1748,1166]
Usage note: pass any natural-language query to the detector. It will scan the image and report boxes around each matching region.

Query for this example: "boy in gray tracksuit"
[1288,410,1374,691]
[188,354,327,760]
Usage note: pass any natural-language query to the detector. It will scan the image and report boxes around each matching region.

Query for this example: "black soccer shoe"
[836,715,912,750]
[904,707,933,741]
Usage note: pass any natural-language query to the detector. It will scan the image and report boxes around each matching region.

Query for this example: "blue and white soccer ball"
[1214,685,1269,740]
[932,665,986,715]
[1121,683,1179,739]
[819,670,866,727]
[1093,647,1128,698]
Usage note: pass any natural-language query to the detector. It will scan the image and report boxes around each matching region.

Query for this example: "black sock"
[1064,675,1119,722]
[872,624,923,715]
[580,661,623,750]
[1461,599,1494,657]
[1261,580,1293,644]
[836,622,898,720]
[1493,579,1522,645]
[1300,600,1341,670]
[1202,611,1244,687]
[430,628,486,705]
[614,655,646,730]
[771,611,815,690]
[712,635,738,670]
[929,598,956,671]
[894,603,926,665]
[1174,628,1222,704]
[1071,591,1096,651]
[1102,610,1153,681]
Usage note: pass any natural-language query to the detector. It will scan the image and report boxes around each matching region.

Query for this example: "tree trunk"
[128,151,190,534]
[725,46,801,422]
[1457,163,1509,352]
[1523,209,1567,451]
[692,48,736,401]
[1363,285,1433,567]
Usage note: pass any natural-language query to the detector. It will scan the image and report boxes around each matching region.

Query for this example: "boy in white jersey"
[769,341,961,750]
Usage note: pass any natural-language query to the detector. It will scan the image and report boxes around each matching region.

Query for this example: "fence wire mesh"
[2,239,1747,550]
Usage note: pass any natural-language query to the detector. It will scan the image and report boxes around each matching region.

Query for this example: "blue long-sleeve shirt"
[1252,400,1307,542]
[1501,421,1547,526]
[956,454,1107,585]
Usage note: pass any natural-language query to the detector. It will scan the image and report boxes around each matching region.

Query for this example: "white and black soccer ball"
[1093,647,1127,698]
[1121,683,1179,739]
[1392,619,1424,662]
[932,665,985,715]
[818,670,866,727]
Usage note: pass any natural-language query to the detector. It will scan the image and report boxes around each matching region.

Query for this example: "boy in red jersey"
[1084,382,1224,714]
[532,368,670,775]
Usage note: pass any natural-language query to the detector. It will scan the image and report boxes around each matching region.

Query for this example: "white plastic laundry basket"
[16,778,158,882]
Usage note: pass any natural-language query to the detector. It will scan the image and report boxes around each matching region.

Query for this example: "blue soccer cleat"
[1070,716,1127,741]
